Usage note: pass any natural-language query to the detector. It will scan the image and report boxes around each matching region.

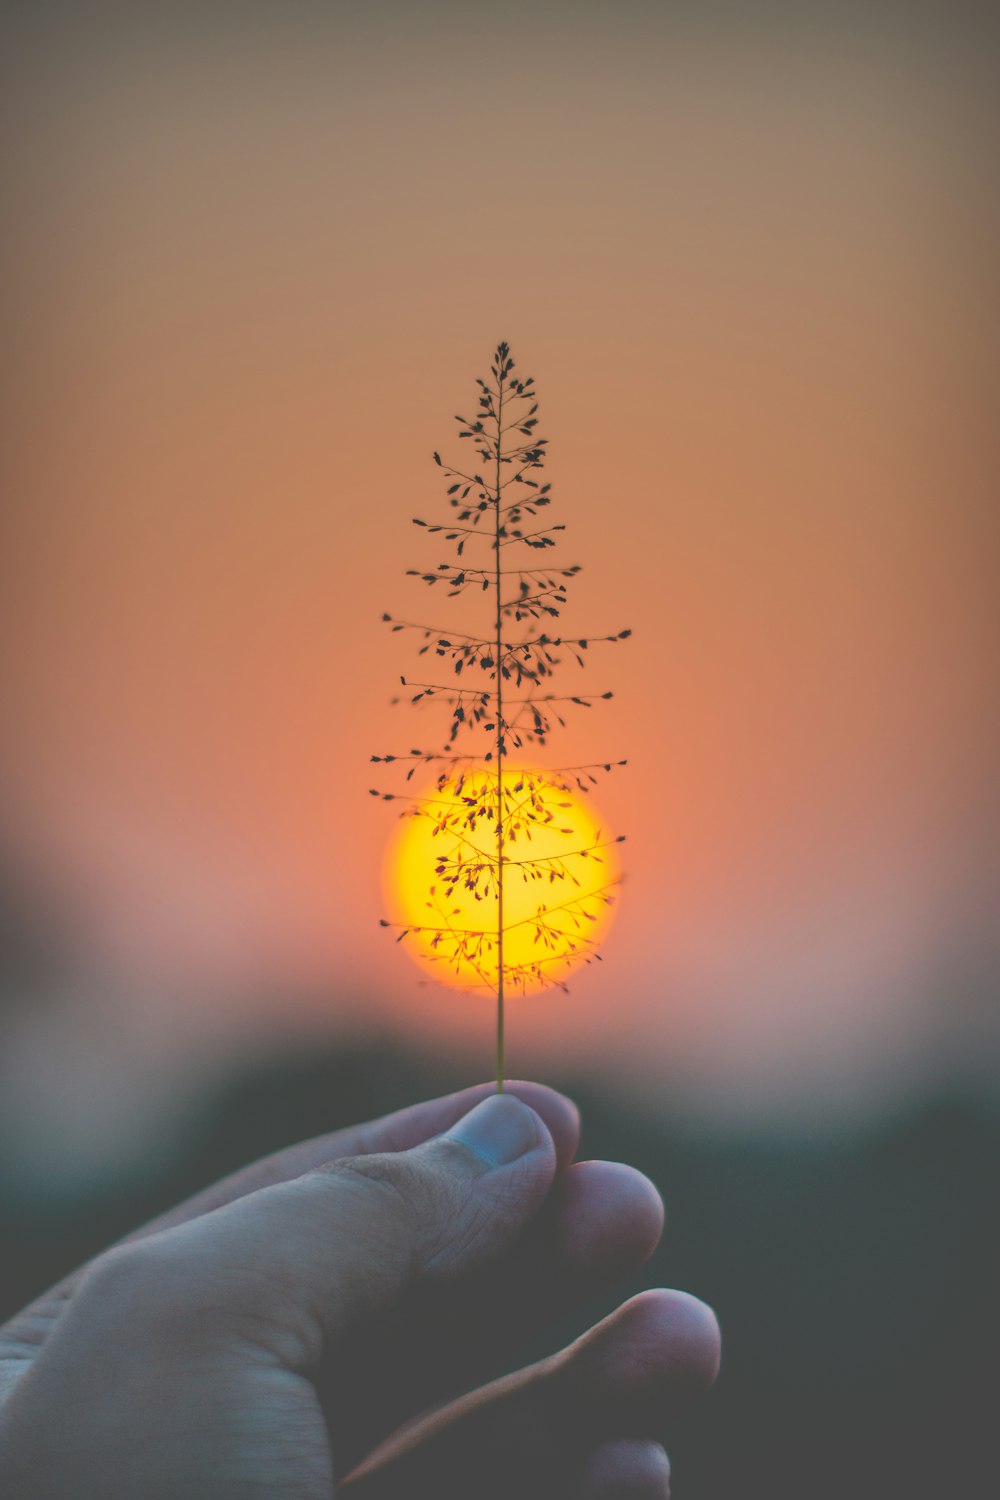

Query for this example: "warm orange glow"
[384,768,620,996]
[4,12,994,1109]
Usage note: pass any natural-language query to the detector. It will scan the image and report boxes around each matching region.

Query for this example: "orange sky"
[1,4,998,1128]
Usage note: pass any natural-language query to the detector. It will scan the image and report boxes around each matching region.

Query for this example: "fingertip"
[562,1288,721,1419]
[443,1093,549,1169]
[498,1081,580,1168]
[580,1439,671,1498]
[553,1161,665,1274]
[368,1083,578,1169]
[611,1289,722,1391]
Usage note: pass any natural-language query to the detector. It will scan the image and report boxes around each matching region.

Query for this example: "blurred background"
[1,3,997,1496]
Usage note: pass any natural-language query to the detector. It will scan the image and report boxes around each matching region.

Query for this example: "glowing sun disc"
[384,766,620,995]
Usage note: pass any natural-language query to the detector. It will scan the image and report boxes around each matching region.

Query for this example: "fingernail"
[443,1094,541,1167]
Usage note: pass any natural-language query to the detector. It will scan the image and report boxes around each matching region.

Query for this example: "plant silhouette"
[373,343,630,1089]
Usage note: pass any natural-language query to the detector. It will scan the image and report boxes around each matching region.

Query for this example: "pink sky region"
[1,5,998,1156]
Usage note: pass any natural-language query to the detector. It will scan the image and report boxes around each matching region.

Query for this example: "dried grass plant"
[373,343,630,1089]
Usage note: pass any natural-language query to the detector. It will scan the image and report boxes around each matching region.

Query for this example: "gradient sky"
[1,2,997,1152]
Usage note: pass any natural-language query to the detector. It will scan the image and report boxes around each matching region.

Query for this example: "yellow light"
[385,767,620,995]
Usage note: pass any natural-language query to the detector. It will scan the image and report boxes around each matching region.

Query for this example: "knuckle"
[310,1144,507,1281]
[77,1242,161,1314]
[75,1241,170,1322]
[76,1233,265,1353]
[321,1152,437,1225]
[421,1187,491,1273]
[317,1150,478,1272]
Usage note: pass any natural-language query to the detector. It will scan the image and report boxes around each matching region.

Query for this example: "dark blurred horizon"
[1,854,998,1203]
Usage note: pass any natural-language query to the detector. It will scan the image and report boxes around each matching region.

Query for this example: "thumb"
[75,1094,557,1370]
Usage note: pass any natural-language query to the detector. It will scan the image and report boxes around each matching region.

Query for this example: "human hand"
[0,1082,720,1498]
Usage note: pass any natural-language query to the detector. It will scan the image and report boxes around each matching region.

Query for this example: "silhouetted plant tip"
[372,343,630,1090]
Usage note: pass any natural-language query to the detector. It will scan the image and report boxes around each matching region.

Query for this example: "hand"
[0,1082,720,1498]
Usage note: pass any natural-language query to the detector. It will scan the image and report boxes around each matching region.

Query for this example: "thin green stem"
[495,366,505,1093]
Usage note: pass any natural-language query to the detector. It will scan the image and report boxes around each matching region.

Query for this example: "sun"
[384,766,621,995]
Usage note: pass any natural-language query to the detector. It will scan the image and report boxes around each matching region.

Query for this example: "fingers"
[340,1290,720,1500]
[2,1081,661,1476]
[69,1094,560,1374]
[325,1156,665,1472]
[580,1441,671,1498]
[552,1160,665,1273]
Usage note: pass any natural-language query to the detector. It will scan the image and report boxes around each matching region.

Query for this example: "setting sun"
[384,767,621,995]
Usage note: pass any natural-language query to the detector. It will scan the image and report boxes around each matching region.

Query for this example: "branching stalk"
[375,343,630,1084]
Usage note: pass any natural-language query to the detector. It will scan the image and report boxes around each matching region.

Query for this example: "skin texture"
[0,1081,721,1498]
